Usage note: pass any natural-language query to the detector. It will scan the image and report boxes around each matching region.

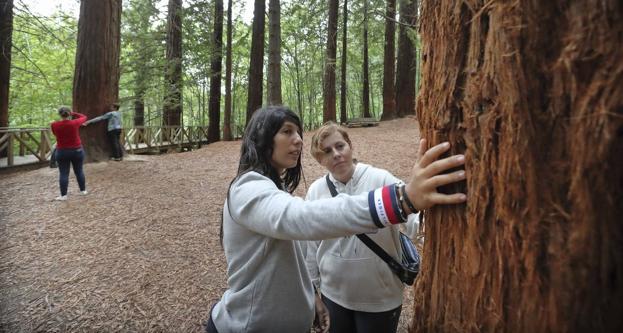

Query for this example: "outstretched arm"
[82,112,111,126]
[403,139,467,212]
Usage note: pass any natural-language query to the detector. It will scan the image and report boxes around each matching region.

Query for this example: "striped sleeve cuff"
[367,184,407,228]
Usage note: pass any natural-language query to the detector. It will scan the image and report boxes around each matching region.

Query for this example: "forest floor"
[0,117,421,332]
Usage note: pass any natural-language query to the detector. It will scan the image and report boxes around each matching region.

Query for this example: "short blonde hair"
[310,121,352,162]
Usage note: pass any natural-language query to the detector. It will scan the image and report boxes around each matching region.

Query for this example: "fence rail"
[0,126,210,169]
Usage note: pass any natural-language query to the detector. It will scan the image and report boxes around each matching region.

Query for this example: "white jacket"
[304,163,420,312]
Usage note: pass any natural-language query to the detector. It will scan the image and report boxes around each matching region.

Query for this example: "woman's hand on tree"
[405,139,467,211]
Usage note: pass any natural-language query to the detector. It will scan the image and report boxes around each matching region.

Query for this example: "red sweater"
[51,112,87,149]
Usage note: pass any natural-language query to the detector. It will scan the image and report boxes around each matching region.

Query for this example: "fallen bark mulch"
[0,117,420,332]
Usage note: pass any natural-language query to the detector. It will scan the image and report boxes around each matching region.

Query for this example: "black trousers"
[107,129,123,159]
[322,294,402,333]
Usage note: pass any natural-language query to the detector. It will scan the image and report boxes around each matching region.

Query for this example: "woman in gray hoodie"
[206,106,466,333]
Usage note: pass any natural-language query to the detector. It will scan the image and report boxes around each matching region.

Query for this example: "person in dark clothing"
[82,103,124,161]
[50,106,88,201]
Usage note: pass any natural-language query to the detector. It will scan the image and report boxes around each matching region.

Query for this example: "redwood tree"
[361,0,370,118]
[322,0,338,123]
[163,0,183,126]
[73,0,121,162]
[266,0,282,105]
[412,1,623,332]
[0,0,12,157]
[222,0,233,141]
[245,0,265,125]
[339,0,348,124]
[381,0,397,120]
[207,0,223,143]
[395,0,417,117]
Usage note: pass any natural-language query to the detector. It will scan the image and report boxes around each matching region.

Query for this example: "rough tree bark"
[222,0,233,141]
[381,0,396,120]
[72,0,121,162]
[245,0,265,125]
[322,0,338,123]
[163,0,183,126]
[411,1,623,332]
[0,0,13,158]
[339,0,348,124]
[395,0,417,117]
[361,0,370,118]
[207,0,223,143]
[266,0,282,105]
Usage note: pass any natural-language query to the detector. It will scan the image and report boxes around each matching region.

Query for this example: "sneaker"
[80,190,88,195]
[55,195,68,201]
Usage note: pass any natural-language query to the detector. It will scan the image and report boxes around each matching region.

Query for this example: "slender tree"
[381,0,397,120]
[267,0,282,105]
[322,0,338,123]
[395,0,417,117]
[0,0,13,151]
[223,0,233,141]
[72,0,121,162]
[339,0,348,124]
[361,0,371,118]
[207,0,223,143]
[245,0,265,125]
[163,0,183,126]
[412,0,623,332]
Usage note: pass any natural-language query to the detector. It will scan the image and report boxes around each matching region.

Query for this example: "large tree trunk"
[266,0,282,105]
[411,1,623,332]
[361,0,370,118]
[207,0,223,143]
[322,0,338,123]
[222,0,233,141]
[380,0,396,120]
[395,0,417,117]
[0,0,13,157]
[163,0,183,126]
[245,0,265,125]
[73,0,121,162]
[339,0,348,124]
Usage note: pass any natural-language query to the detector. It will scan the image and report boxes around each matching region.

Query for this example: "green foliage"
[9,9,77,127]
[8,0,421,135]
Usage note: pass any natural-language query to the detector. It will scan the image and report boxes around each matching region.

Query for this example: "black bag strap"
[325,174,405,276]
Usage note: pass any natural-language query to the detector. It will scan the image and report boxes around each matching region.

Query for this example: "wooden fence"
[0,126,210,169]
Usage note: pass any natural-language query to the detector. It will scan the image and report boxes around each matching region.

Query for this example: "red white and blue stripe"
[367,184,406,227]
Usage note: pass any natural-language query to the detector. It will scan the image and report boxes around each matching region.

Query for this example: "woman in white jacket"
[305,122,421,333]
[206,106,466,333]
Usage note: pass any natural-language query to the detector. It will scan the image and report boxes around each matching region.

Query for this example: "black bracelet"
[400,184,418,214]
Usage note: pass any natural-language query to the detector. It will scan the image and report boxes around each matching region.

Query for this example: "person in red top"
[50,106,88,201]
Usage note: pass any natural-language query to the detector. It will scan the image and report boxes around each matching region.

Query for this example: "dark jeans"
[204,303,219,333]
[322,294,402,333]
[107,129,123,159]
[56,148,86,196]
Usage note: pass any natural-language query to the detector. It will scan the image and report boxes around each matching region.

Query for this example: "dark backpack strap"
[324,174,406,276]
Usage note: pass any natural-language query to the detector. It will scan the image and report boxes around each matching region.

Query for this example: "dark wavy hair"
[237,105,303,192]
[220,106,304,245]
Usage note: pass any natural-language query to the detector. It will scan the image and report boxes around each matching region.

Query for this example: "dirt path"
[0,118,420,332]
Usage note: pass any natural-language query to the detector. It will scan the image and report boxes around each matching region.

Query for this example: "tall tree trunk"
[245,0,265,125]
[412,1,623,332]
[381,0,396,120]
[322,0,338,123]
[0,0,12,157]
[361,0,370,118]
[73,0,121,162]
[207,0,223,143]
[395,0,417,117]
[223,0,233,141]
[293,42,303,126]
[266,0,282,105]
[163,0,183,126]
[339,0,348,124]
